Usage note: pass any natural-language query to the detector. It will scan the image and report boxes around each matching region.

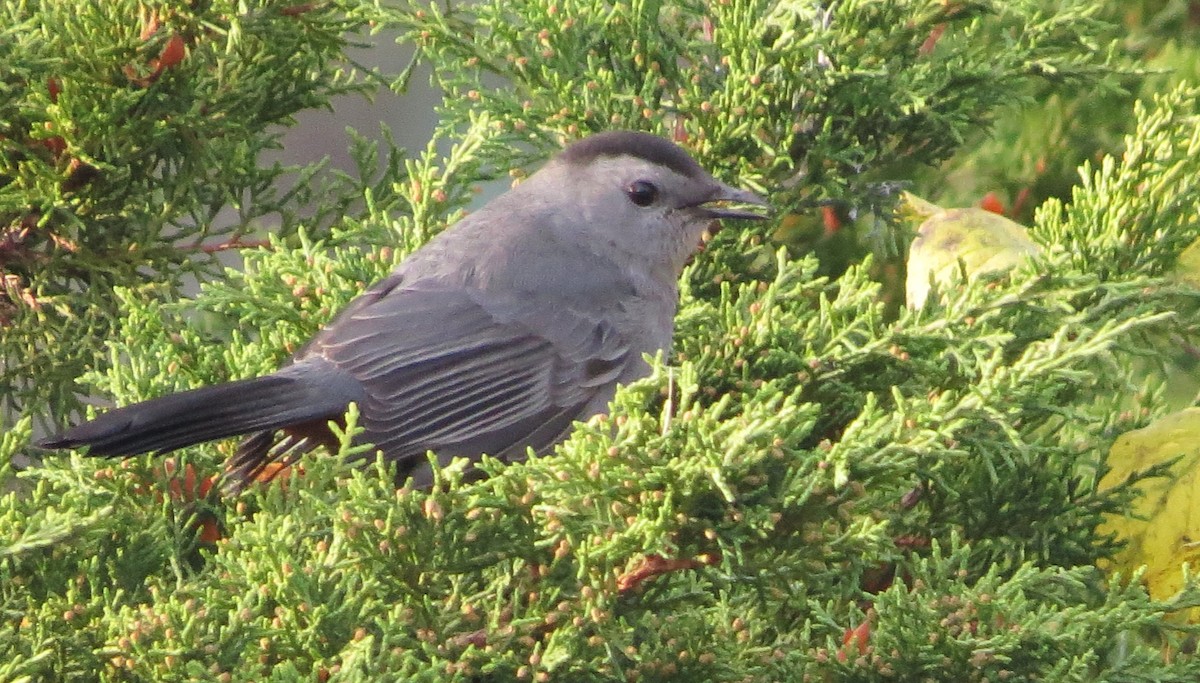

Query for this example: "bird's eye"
[625,180,659,207]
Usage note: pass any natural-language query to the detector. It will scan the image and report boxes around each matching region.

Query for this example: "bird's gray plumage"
[41,130,767,489]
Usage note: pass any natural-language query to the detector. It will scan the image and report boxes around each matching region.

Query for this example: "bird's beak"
[698,183,770,221]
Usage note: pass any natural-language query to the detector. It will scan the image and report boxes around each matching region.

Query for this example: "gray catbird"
[41,131,767,488]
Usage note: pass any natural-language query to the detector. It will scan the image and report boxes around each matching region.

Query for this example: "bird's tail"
[39,370,350,458]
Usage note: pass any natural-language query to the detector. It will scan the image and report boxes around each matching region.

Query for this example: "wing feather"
[309,284,635,470]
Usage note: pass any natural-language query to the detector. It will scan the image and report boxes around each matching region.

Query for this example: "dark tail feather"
[222,430,323,493]
[39,373,346,458]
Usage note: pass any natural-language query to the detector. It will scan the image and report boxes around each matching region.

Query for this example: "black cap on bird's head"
[558,131,709,181]
[556,130,769,221]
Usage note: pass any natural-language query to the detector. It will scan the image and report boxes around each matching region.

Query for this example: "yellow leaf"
[902,192,1040,308]
[1169,236,1200,288]
[1098,408,1200,620]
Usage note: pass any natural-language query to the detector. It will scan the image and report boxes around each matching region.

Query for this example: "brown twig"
[192,238,272,254]
[617,551,720,594]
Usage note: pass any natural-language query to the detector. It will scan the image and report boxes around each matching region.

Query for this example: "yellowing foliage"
[902,193,1040,308]
[1099,408,1200,619]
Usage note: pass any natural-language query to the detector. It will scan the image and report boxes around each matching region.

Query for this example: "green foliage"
[0,0,379,422]
[1035,89,1200,279]
[6,1,1200,681]
[390,0,1123,276]
[923,0,1200,221]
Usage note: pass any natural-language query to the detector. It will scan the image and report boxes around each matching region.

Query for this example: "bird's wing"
[312,283,635,476]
